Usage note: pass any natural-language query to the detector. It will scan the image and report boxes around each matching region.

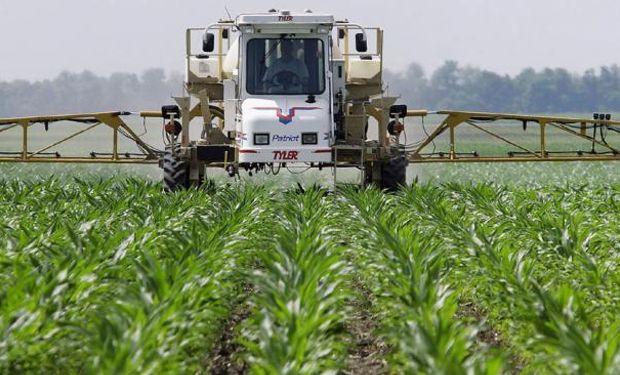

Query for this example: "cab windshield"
[246,38,325,95]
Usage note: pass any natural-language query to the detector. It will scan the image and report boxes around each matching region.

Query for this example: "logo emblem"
[254,107,320,125]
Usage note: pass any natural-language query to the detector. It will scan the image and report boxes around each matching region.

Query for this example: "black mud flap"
[196,145,236,162]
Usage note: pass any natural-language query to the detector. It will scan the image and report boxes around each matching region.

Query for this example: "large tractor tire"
[163,144,190,191]
[380,155,408,191]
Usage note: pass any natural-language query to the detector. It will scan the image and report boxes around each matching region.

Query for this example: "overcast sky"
[1,0,620,81]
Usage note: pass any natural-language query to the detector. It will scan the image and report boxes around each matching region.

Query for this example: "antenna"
[224,6,232,20]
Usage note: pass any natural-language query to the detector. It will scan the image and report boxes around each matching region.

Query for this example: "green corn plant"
[0,179,273,373]
[3,176,620,374]
[339,186,504,374]
[527,284,620,374]
[240,188,348,374]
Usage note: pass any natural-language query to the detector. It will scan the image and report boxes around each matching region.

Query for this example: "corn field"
[1,177,620,374]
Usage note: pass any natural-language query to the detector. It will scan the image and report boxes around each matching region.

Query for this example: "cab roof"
[237,10,335,27]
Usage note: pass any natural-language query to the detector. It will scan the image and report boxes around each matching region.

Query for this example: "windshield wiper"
[261,35,289,64]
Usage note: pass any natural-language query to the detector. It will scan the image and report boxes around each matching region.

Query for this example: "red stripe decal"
[253,107,321,125]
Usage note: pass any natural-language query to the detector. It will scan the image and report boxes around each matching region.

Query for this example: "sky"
[1,0,620,81]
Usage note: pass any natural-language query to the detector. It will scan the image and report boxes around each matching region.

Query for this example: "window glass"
[246,38,325,95]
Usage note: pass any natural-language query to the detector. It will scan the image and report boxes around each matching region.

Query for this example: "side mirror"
[355,33,367,52]
[203,32,215,52]
[222,29,229,39]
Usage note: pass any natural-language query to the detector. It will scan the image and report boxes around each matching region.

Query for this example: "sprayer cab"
[186,10,374,163]
[228,11,335,163]
[177,9,394,188]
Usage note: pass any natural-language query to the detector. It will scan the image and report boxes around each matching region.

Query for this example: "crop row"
[381,184,620,373]
[2,178,620,373]
[0,179,270,373]
[240,188,348,374]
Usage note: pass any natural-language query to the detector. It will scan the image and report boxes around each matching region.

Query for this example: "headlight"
[301,132,318,145]
[254,133,270,145]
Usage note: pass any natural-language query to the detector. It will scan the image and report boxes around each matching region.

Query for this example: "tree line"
[1,62,620,117]
[0,69,184,117]
[385,61,620,113]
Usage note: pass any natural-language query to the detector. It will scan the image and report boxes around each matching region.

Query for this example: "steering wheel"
[271,70,301,90]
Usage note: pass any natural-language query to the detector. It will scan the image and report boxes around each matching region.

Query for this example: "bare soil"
[206,296,252,374]
[457,300,527,373]
[344,277,389,375]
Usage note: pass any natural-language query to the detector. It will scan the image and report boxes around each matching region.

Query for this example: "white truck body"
[233,12,336,163]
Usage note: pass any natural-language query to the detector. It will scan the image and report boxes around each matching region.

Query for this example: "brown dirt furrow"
[457,300,527,373]
[344,277,389,375]
[206,293,252,374]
